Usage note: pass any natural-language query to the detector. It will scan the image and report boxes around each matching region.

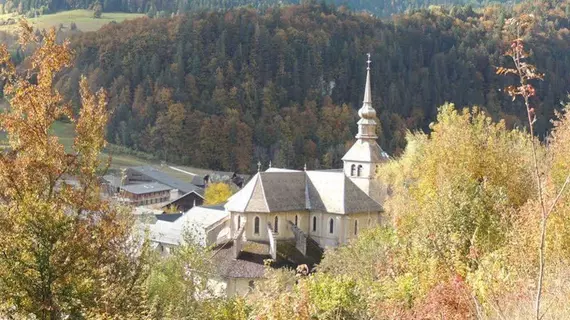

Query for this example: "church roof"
[342,140,390,163]
[225,170,382,214]
[306,171,382,214]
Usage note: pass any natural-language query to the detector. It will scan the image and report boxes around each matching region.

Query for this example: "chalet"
[118,182,172,207]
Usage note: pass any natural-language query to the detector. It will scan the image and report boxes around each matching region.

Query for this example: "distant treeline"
[1,0,513,18]
[52,1,570,172]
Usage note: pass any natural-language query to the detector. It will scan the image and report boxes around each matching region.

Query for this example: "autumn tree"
[0,22,150,319]
[204,182,233,205]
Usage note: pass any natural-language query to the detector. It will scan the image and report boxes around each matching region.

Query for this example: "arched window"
[312,216,317,232]
[350,164,356,176]
[294,215,298,226]
[354,220,358,235]
[329,218,334,234]
[254,216,260,234]
[274,216,279,233]
[357,165,363,177]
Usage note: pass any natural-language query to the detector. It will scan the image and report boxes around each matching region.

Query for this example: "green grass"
[1,119,211,182]
[0,10,145,33]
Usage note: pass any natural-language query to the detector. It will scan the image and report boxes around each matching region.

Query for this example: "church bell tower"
[342,54,389,204]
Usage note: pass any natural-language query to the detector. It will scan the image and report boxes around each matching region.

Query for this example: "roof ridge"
[258,173,270,212]
[304,172,311,210]
[244,173,261,212]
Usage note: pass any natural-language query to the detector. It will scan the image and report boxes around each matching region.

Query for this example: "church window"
[274,216,279,233]
[357,165,363,177]
[254,217,260,234]
[329,218,334,234]
[294,215,298,226]
[312,216,317,232]
[354,220,358,235]
[350,164,356,176]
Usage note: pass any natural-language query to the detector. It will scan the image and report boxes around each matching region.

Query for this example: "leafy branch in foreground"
[498,16,570,320]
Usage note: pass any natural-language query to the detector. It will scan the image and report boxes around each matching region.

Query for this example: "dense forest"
[52,1,570,172]
[0,0,512,19]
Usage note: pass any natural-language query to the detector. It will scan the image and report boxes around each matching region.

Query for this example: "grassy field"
[1,120,211,182]
[0,10,145,33]
[55,121,212,180]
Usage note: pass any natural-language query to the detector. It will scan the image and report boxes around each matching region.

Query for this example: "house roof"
[129,166,204,194]
[120,182,172,195]
[225,170,382,214]
[102,174,122,188]
[161,189,205,210]
[145,204,229,247]
[176,204,228,232]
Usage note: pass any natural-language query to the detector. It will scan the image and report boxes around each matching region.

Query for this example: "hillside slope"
[54,2,570,172]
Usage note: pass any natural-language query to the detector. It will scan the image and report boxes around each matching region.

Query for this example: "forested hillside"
[1,0,510,19]
[54,1,570,172]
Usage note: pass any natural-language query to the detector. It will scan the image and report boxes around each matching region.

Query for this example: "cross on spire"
[366,53,371,70]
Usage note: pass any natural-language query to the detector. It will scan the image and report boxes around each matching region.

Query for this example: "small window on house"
[254,216,260,234]
[312,216,317,232]
[357,165,363,177]
[274,216,279,233]
[354,220,358,235]
[329,218,334,234]
[294,215,298,226]
[237,215,241,229]
[248,280,255,290]
[350,164,356,176]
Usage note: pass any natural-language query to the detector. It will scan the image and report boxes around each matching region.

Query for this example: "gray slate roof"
[129,166,204,194]
[212,241,271,279]
[225,170,382,214]
[120,182,172,195]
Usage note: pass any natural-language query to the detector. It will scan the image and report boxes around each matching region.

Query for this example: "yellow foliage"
[0,21,150,318]
[204,182,233,205]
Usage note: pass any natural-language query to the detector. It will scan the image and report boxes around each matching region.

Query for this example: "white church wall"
[344,212,382,242]
[237,211,310,242]
[309,212,343,248]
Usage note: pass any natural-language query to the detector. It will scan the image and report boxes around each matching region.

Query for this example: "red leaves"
[498,39,543,108]
[503,84,536,101]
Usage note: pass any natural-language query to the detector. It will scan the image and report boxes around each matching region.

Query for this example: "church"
[145,57,391,296]
[225,55,389,252]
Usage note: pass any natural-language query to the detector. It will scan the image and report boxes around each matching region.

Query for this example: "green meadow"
[0,10,145,33]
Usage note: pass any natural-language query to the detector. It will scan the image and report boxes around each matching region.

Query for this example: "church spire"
[356,53,377,140]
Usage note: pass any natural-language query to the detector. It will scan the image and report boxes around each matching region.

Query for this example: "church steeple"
[342,53,388,205]
[356,53,377,140]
